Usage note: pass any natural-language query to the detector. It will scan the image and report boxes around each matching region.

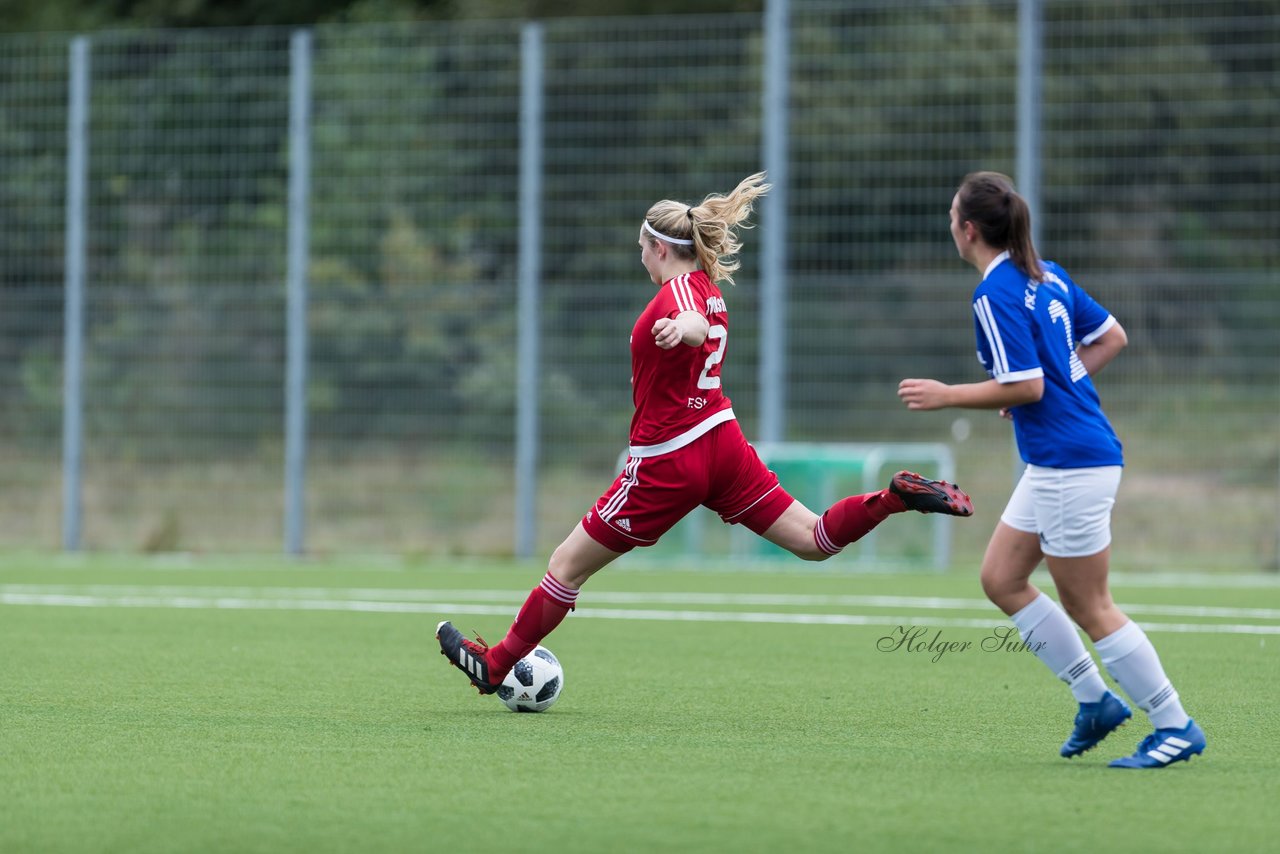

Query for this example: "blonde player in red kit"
[437,173,974,695]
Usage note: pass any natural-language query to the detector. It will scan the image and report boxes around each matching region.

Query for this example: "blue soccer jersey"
[971,252,1124,468]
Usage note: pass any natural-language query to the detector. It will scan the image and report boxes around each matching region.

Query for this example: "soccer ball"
[497,645,564,713]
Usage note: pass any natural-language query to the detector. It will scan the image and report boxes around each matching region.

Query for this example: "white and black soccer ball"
[497,645,564,713]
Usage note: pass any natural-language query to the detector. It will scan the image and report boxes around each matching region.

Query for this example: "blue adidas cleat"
[1061,690,1132,757]
[1109,718,1206,769]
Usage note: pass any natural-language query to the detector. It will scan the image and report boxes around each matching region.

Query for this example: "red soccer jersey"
[628,270,735,455]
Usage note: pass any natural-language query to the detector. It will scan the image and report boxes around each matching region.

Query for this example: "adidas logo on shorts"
[616,518,632,532]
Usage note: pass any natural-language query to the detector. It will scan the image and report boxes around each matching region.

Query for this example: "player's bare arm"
[1077,321,1127,377]
[897,376,1043,411]
[652,310,709,350]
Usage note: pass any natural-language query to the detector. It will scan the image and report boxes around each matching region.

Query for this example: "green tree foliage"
[0,0,764,33]
[0,34,73,443]
[76,28,291,455]
[0,1,1275,459]
[302,20,525,449]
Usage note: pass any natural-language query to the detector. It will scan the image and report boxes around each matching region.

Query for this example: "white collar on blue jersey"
[983,250,1011,280]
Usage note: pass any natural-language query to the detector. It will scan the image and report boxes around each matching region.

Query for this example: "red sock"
[486,573,579,682]
[813,490,906,555]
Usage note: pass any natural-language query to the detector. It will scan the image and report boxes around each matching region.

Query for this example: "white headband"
[643,220,694,246]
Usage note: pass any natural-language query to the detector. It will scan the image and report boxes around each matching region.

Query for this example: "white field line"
[2,589,1280,635]
[1107,572,1280,589]
[30,553,1280,588]
[3,585,1280,621]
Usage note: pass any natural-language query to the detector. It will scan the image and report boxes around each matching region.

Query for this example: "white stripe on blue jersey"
[973,295,1008,375]
[1080,313,1117,346]
[971,255,1122,468]
[974,294,1042,382]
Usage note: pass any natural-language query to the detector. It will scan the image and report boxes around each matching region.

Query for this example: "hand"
[998,407,1013,421]
[652,317,682,350]
[898,378,950,411]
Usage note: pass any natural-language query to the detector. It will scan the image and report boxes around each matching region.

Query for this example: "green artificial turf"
[2,555,1277,852]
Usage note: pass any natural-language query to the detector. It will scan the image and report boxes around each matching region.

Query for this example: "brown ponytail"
[956,171,1044,281]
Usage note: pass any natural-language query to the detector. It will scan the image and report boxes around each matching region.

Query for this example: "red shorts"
[582,420,795,553]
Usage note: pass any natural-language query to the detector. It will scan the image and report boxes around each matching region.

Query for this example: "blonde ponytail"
[642,172,771,285]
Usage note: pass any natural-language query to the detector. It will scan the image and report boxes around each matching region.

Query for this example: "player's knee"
[980,567,1025,607]
[979,570,1001,602]
[547,545,590,589]
[547,542,568,575]
[549,565,594,590]
[1058,592,1103,626]
[790,543,830,562]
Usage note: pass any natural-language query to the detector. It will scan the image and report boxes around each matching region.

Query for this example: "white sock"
[1095,620,1190,731]
[1010,592,1108,703]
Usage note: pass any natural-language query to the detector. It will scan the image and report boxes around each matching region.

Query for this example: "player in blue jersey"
[897,172,1205,769]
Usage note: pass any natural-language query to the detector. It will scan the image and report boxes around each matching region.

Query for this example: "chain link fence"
[1,0,1276,568]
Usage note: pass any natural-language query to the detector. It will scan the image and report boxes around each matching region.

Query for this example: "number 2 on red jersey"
[697,324,727,390]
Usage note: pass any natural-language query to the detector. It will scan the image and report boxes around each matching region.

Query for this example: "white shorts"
[1000,464,1122,558]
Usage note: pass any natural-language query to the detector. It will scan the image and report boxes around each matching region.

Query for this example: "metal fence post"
[284,29,312,556]
[62,36,90,552]
[1014,0,1042,484]
[760,0,790,445]
[515,21,544,559]
[1017,0,1043,255]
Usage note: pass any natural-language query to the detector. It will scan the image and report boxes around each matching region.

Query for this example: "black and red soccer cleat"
[889,470,974,517]
[436,620,499,695]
